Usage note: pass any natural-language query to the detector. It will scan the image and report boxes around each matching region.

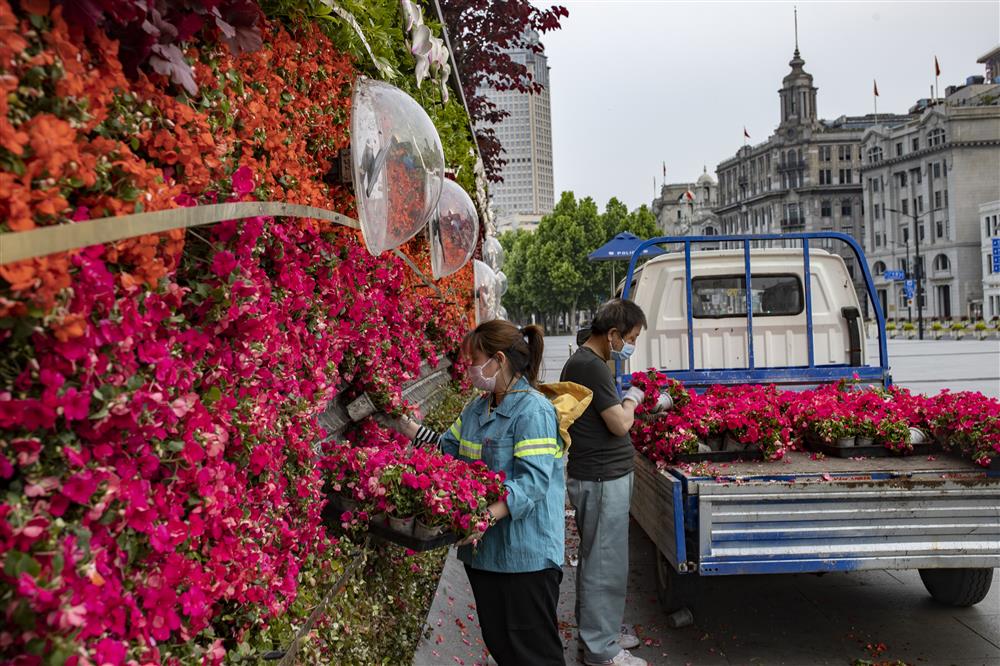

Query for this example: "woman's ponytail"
[520,324,545,387]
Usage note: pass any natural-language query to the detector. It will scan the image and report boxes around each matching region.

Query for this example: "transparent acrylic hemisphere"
[474,259,499,324]
[430,179,479,279]
[482,235,505,271]
[351,78,445,255]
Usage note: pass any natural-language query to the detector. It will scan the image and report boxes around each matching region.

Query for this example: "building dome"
[696,169,716,186]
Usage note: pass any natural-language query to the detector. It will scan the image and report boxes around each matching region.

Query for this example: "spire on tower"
[793,6,799,56]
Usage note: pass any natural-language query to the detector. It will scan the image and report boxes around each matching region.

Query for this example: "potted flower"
[902,321,916,339]
[886,320,897,338]
[975,320,988,339]
[379,464,423,535]
[950,320,966,339]
[931,320,944,339]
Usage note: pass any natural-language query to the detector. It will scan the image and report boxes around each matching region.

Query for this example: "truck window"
[691,274,803,318]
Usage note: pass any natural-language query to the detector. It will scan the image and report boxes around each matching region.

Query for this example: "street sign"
[993,238,1000,273]
[903,279,916,300]
[883,269,906,281]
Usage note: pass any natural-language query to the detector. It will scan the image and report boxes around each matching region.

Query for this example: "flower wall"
[630,371,1000,468]
[1,1,480,663]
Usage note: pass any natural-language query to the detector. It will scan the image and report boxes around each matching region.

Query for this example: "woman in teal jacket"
[398,319,565,665]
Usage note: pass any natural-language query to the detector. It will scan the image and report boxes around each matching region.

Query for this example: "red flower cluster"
[325,429,507,536]
[629,370,1000,468]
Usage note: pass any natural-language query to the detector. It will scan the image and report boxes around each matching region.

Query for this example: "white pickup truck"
[618,232,1000,611]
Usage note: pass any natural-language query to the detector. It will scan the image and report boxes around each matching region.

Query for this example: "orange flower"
[51,311,86,342]
[26,114,77,179]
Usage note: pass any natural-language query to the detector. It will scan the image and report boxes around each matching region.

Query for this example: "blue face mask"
[610,332,635,361]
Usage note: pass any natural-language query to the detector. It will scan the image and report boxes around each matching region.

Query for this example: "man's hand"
[650,391,674,413]
[622,386,645,405]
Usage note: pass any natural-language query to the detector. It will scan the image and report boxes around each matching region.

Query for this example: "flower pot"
[836,436,856,448]
[337,495,359,512]
[908,428,928,445]
[388,515,415,535]
[705,435,723,451]
[414,519,445,540]
[932,428,949,446]
[722,434,746,451]
[855,436,874,447]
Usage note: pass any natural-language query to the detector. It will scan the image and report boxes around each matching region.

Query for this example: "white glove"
[650,392,674,413]
[623,386,645,405]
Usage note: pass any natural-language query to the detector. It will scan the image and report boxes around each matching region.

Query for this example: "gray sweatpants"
[567,472,634,662]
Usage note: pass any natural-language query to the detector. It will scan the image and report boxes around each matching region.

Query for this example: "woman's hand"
[454,502,508,547]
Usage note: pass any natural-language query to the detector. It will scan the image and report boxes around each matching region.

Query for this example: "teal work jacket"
[440,377,565,573]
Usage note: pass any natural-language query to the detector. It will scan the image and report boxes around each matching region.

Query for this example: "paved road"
[414,337,1000,666]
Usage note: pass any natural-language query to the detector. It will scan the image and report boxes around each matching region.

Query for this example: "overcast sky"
[537,1,999,211]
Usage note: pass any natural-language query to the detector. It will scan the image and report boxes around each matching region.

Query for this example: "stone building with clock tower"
[714,40,911,296]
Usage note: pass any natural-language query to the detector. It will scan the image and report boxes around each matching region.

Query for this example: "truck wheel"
[918,568,994,607]
[653,543,695,614]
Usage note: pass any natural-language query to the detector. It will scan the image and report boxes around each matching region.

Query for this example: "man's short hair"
[589,298,647,336]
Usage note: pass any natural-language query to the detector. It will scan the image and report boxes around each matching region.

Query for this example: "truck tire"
[918,568,994,607]
[653,543,695,614]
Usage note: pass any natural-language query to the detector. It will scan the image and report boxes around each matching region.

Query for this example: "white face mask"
[609,331,635,362]
[469,356,501,391]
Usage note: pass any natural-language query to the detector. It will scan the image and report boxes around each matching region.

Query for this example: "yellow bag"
[537,381,593,451]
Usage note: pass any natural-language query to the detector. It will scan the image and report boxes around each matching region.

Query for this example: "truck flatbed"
[669,450,987,488]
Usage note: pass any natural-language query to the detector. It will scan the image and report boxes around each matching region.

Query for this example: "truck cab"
[628,247,866,382]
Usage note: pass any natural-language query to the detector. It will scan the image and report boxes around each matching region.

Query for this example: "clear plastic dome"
[494,270,508,297]
[429,179,479,279]
[473,259,498,324]
[351,78,445,255]
[496,305,509,321]
[482,235,505,271]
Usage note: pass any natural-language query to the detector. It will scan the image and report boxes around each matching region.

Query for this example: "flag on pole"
[935,56,941,77]
[662,161,666,178]
[873,79,879,97]
[743,126,750,139]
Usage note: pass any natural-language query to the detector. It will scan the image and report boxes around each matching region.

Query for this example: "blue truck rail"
[616,231,890,390]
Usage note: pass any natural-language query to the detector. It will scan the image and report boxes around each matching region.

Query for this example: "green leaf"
[204,386,222,405]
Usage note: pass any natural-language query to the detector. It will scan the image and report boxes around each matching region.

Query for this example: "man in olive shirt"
[561,298,663,666]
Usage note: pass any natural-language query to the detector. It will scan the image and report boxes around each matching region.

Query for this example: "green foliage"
[238,542,446,664]
[500,191,664,323]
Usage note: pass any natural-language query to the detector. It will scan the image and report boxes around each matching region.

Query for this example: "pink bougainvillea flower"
[231,166,254,196]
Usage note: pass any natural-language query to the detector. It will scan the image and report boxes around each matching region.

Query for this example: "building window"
[895,142,903,156]
[917,195,924,212]
[901,225,910,244]
[936,220,945,239]
[841,200,852,217]
[928,128,946,147]
[839,168,853,184]
[919,224,925,242]
[873,261,886,276]
[898,171,907,187]
[944,190,949,207]
[874,203,881,220]
[867,146,883,163]
[912,137,920,151]
[872,177,880,192]
[901,199,909,214]
[820,169,831,185]
[821,200,832,217]
[838,145,852,161]
[933,254,950,272]
[934,191,942,209]
[820,146,831,161]
[933,162,941,178]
